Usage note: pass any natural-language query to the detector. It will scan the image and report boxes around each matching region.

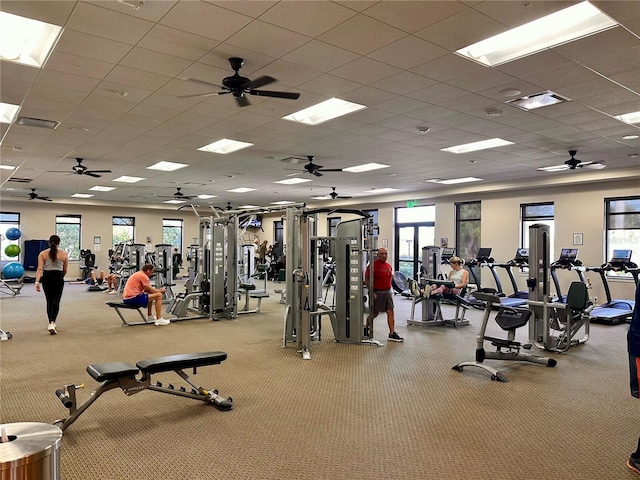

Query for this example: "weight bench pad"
[87,362,139,382]
[107,302,140,310]
[136,351,227,374]
[251,293,269,298]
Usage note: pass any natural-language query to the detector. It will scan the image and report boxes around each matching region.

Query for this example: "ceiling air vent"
[505,90,570,111]
[7,177,32,183]
[15,116,60,129]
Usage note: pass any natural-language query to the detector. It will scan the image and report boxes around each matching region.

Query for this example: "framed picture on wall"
[573,233,583,246]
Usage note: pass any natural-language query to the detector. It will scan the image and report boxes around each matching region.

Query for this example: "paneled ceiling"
[1,1,639,210]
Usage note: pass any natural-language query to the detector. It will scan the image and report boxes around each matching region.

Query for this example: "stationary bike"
[452,292,557,382]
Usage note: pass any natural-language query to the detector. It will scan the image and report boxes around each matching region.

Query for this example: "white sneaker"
[154,317,171,326]
[423,287,431,299]
[48,323,57,335]
[147,315,156,321]
[108,290,118,295]
[409,279,421,297]
[103,289,111,294]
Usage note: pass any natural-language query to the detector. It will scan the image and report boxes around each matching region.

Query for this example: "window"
[605,196,640,278]
[56,215,81,261]
[395,205,435,279]
[456,201,481,261]
[163,218,183,251]
[521,203,554,256]
[113,216,135,246]
[1,212,20,262]
[328,217,341,237]
[273,220,284,249]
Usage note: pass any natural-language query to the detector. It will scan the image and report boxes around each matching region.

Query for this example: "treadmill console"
[557,248,581,266]
[514,248,529,264]
[441,247,455,263]
[609,249,633,268]
[476,247,493,263]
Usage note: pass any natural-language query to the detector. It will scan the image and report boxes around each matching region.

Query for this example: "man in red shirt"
[364,247,403,342]
[123,263,170,326]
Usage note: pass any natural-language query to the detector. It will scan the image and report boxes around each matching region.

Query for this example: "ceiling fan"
[180,57,301,107]
[28,188,52,202]
[50,158,112,178]
[159,188,196,200]
[538,150,606,172]
[289,156,345,177]
[327,187,352,199]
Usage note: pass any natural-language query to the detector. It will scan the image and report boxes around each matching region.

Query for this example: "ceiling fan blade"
[178,91,226,99]
[235,95,250,107]
[84,172,102,178]
[244,75,276,90]
[313,170,323,177]
[249,89,300,100]
[183,78,225,89]
[39,197,53,202]
[87,169,111,174]
[318,168,343,172]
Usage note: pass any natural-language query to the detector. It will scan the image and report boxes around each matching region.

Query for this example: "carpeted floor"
[0,280,637,480]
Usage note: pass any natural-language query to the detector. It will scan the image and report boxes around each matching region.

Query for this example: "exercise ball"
[2,262,24,279]
[5,228,21,240]
[4,244,20,257]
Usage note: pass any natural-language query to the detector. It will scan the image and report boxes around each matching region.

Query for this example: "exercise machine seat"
[136,351,227,374]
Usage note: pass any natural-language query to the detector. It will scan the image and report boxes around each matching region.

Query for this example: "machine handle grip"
[55,389,73,408]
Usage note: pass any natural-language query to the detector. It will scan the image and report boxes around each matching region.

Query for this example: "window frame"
[56,214,81,261]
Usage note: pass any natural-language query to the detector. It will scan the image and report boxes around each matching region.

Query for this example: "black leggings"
[41,271,65,323]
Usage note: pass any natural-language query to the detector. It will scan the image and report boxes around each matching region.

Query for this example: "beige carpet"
[0,281,637,480]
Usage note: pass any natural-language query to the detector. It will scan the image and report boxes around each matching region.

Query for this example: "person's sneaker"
[422,287,431,299]
[48,323,57,335]
[154,317,171,326]
[628,454,640,475]
[108,290,118,295]
[147,315,156,321]
[388,332,403,342]
[103,289,111,294]
[363,326,371,338]
[409,279,421,297]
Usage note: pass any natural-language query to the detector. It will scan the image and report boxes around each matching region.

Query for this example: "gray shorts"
[373,290,394,314]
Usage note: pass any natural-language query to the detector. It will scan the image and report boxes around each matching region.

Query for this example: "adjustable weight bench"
[106,301,155,326]
[53,351,232,431]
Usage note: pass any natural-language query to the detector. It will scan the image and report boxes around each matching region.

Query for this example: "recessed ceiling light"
[197,194,217,199]
[455,2,617,66]
[238,204,260,209]
[274,178,312,185]
[506,90,570,111]
[282,98,367,126]
[439,177,483,185]
[71,193,94,198]
[614,111,640,125]
[311,195,331,200]
[227,187,256,193]
[362,188,397,194]
[113,175,145,183]
[198,139,254,154]
[270,200,296,205]
[147,161,189,171]
[164,199,184,204]
[441,138,514,154]
[0,12,63,67]
[342,163,390,173]
[0,102,21,124]
[0,165,16,170]
[622,134,639,140]
[89,186,115,192]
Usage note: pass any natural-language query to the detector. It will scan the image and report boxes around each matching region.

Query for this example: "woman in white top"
[430,256,468,296]
[35,235,68,334]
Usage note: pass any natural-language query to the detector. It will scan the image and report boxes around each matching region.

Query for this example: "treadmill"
[468,248,527,308]
[498,248,529,300]
[550,248,586,303]
[588,249,637,324]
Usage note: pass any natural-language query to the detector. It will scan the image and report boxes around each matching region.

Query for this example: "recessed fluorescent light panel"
[439,177,483,185]
[71,193,93,198]
[227,187,256,193]
[311,195,331,200]
[88,186,115,192]
[197,194,217,199]
[198,139,253,154]
[0,12,63,67]
[342,163,390,173]
[271,200,296,205]
[363,188,397,195]
[113,176,145,183]
[506,91,570,111]
[164,199,184,204]
[147,161,188,171]
[614,111,640,125]
[455,1,618,66]
[282,98,367,126]
[238,205,260,209]
[274,178,312,185]
[441,138,513,154]
[0,165,16,170]
[0,102,20,124]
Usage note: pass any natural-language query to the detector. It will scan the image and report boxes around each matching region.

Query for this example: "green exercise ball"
[4,244,20,257]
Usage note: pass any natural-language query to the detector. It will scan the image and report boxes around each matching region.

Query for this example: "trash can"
[0,422,62,480]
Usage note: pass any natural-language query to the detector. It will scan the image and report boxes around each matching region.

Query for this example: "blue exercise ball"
[5,228,21,241]
[2,262,24,279]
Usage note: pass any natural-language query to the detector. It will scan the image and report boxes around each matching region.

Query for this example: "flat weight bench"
[106,301,155,326]
[53,351,232,431]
